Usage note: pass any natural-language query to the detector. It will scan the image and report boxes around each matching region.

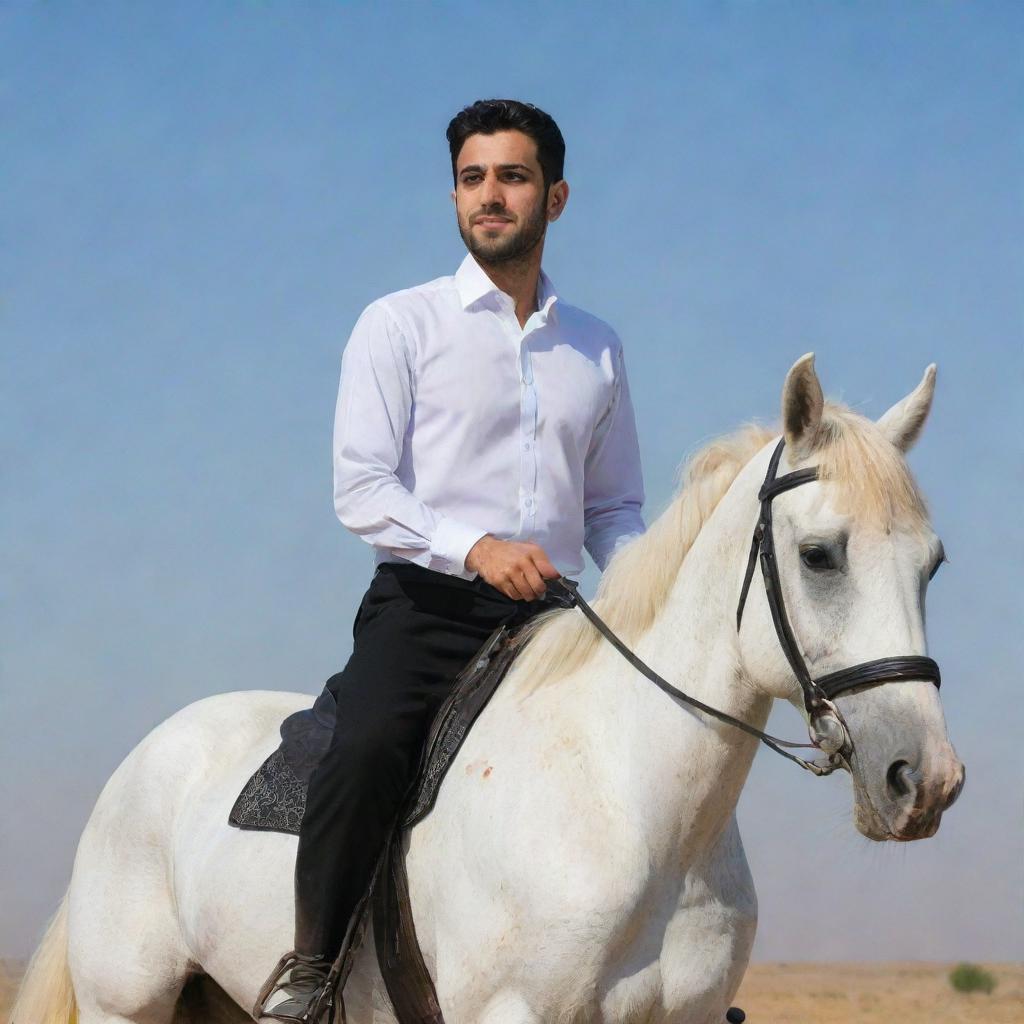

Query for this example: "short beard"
[459,196,548,267]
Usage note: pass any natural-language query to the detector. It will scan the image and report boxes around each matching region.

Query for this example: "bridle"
[551,437,941,776]
[733,437,941,766]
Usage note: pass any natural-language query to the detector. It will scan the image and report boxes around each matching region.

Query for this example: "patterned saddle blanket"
[228,621,525,836]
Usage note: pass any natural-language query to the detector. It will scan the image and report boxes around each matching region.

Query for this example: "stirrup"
[253,950,338,1024]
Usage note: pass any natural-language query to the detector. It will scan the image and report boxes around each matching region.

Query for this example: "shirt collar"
[455,253,560,324]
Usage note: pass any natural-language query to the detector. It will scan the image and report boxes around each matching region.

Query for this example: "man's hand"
[465,535,560,601]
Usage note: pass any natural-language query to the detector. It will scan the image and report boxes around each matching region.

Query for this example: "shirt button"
[523,441,532,451]
[524,497,535,510]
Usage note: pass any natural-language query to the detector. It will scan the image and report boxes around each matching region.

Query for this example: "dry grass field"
[2,958,1020,1022]
[733,962,1023,1023]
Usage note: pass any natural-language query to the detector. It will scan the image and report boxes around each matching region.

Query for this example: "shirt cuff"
[603,529,643,569]
[430,517,490,578]
[588,523,645,572]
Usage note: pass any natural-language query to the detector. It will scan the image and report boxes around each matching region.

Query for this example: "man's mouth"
[475,217,513,228]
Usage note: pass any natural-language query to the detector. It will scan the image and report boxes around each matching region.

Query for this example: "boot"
[254,950,337,1024]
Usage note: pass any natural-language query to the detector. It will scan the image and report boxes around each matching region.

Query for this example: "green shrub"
[949,962,997,994]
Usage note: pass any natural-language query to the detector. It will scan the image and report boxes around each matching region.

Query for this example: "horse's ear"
[781,353,824,457]
[877,364,937,453]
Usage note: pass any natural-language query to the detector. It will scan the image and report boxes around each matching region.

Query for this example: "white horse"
[13,355,964,1024]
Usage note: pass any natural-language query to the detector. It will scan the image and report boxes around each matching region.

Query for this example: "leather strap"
[550,577,834,776]
[816,655,941,699]
[737,441,827,713]
[736,444,817,630]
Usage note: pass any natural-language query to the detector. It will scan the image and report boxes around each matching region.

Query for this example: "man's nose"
[480,173,505,209]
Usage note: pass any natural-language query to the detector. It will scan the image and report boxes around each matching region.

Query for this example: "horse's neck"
[559,474,771,870]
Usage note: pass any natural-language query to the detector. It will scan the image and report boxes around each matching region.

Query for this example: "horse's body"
[14,357,964,1024]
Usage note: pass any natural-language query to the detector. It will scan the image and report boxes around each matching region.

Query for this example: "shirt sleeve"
[583,338,646,571]
[332,302,489,578]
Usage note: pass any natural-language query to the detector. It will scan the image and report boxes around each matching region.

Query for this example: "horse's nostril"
[886,760,915,800]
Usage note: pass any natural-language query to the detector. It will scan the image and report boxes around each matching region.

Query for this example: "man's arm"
[333,302,488,577]
[583,339,646,571]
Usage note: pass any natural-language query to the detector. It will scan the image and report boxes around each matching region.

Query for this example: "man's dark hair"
[446,99,565,189]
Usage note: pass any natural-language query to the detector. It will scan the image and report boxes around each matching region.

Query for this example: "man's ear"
[547,180,569,223]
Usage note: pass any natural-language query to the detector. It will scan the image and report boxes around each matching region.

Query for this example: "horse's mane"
[515,402,928,690]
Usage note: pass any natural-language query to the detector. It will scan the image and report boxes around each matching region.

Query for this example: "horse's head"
[738,354,964,841]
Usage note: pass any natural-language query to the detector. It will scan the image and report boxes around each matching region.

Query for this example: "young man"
[258,98,645,1023]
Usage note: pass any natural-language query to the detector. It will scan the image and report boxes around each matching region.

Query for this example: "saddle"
[228,618,534,1022]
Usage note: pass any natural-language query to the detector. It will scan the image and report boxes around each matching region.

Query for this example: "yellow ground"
[2,959,1021,1022]
[733,962,1023,1023]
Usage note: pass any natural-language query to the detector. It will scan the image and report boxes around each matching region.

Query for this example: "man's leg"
[258,563,545,1022]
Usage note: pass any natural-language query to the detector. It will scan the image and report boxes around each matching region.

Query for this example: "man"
[258,98,645,1023]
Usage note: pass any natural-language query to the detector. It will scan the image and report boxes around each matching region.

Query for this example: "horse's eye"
[800,545,833,571]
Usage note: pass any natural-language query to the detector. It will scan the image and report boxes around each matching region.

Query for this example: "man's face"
[452,130,567,265]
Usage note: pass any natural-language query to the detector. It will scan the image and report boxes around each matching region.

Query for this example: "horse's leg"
[68,854,193,1024]
[474,992,542,1024]
[71,970,184,1024]
[66,739,196,1024]
[75,1016,141,1024]
[75,1012,175,1024]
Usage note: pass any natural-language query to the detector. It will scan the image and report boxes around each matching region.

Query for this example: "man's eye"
[799,546,833,571]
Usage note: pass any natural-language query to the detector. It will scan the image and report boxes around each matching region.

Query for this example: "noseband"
[552,437,941,775]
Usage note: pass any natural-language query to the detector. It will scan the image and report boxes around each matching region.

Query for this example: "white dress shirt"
[333,253,646,580]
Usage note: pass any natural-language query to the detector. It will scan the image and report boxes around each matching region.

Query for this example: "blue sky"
[3,1,1021,962]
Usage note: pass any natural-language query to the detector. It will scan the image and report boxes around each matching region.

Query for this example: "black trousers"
[293,561,550,958]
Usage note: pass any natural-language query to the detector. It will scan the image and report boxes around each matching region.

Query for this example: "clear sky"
[3,1,1021,963]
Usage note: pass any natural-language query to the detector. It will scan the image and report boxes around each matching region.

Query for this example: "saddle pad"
[228,622,524,834]
[228,746,309,834]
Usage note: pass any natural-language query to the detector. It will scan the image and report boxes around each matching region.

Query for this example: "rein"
[551,437,941,776]
[549,576,834,776]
